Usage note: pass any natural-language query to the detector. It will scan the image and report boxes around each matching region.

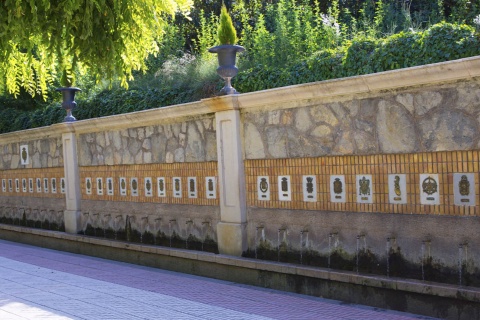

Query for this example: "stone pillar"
[215,107,247,256]
[62,130,82,233]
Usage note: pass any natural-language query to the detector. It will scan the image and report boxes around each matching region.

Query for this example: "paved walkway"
[0,240,437,320]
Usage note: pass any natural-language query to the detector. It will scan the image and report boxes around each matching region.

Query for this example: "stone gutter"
[0,224,479,319]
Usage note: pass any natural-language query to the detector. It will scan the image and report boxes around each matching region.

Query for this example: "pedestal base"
[216,222,247,256]
[63,210,82,234]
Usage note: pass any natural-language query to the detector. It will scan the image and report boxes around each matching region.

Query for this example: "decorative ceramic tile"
[15,179,19,192]
[388,174,407,204]
[36,178,41,193]
[144,177,153,197]
[420,174,440,205]
[278,176,291,201]
[205,177,216,199]
[302,175,317,202]
[51,178,57,193]
[106,178,114,196]
[29,178,34,193]
[157,177,166,197]
[173,177,182,198]
[8,179,13,192]
[130,178,139,196]
[257,176,270,201]
[20,145,29,165]
[1,179,5,192]
[119,177,127,196]
[43,178,49,193]
[60,178,65,194]
[356,175,373,204]
[96,178,104,196]
[330,175,346,203]
[22,178,27,193]
[85,178,92,195]
[454,173,475,206]
[188,177,197,199]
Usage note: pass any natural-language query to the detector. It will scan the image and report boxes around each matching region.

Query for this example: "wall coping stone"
[0,56,478,143]
[1,224,478,304]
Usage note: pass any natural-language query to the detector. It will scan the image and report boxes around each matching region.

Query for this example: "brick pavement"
[0,239,437,320]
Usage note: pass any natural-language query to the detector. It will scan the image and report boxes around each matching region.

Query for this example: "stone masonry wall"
[0,138,63,170]
[243,80,480,159]
[78,116,216,166]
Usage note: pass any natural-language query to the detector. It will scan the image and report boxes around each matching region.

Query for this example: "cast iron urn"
[56,87,82,122]
[209,44,245,95]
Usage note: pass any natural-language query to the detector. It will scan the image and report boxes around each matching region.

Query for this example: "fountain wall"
[0,56,480,286]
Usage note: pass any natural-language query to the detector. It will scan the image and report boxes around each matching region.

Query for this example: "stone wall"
[78,116,216,166]
[243,80,480,159]
[0,137,63,170]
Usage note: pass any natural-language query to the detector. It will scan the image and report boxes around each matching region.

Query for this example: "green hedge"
[1,23,479,134]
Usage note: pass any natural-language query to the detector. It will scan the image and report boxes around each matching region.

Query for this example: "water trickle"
[356,235,360,274]
[169,219,176,247]
[114,215,122,240]
[386,237,391,277]
[92,213,100,236]
[82,212,89,235]
[153,218,162,245]
[458,244,464,286]
[102,214,111,238]
[201,221,210,251]
[421,241,426,281]
[277,228,287,262]
[328,233,332,269]
[185,219,193,249]
[255,226,263,259]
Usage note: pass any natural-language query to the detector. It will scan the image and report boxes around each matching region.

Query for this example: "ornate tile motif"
[388,174,407,204]
[119,177,127,196]
[20,145,29,165]
[356,175,373,204]
[85,178,92,195]
[173,177,182,198]
[257,176,270,201]
[130,178,139,196]
[420,174,439,205]
[96,178,104,196]
[278,176,291,201]
[144,177,153,197]
[106,178,114,196]
[188,177,197,199]
[157,177,166,197]
[302,175,317,202]
[330,175,346,203]
[453,173,475,206]
[206,177,216,199]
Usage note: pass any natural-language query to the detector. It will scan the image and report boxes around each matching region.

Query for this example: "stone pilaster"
[62,130,82,233]
[213,97,247,256]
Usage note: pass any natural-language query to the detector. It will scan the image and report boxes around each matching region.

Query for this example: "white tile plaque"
[144,177,153,197]
[388,174,407,204]
[303,175,317,202]
[278,176,291,201]
[356,175,373,204]
[1,179,5,192]
[20,145,29,165]
[119,177,127,196]
[157,177,166,197]
[43,178,49,193]
[29,178,34,193]
[106,178,114,196]
[22,178,27,192]
[188,177,197,199]
[51,178,57,193]
[454,173,475,206]
[330,175,346,203]
[173,177,182,198]
[96,178,103,195]
[8,179,13,192]
[257,176,270,201]
[131,178,139,196]
[60,178,65,194]
[420,174,440,205]
[85,178,92,195]
[15,179,19,192]
[36,178,41,193]
[205,177,216,199]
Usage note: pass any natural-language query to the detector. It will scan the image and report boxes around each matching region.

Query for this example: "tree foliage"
[217,5,237,45]
[0,0,192,97]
